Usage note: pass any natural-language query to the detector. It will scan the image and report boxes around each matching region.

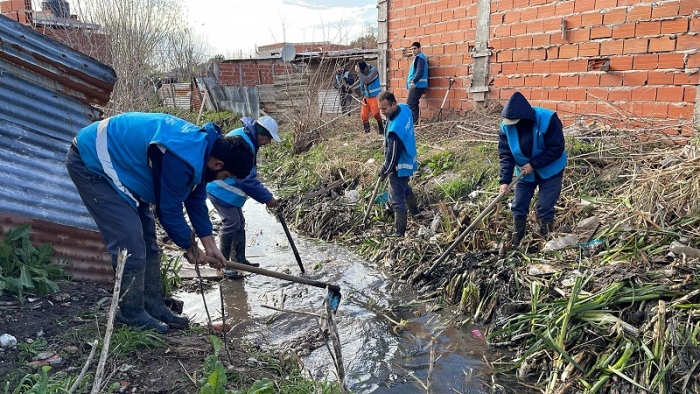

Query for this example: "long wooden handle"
[205,256,339,292]
[425,171,526,276]
[362,176,383,226]
[277,211,305,274]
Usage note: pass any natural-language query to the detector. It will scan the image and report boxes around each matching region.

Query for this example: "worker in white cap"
[206,116,281,278]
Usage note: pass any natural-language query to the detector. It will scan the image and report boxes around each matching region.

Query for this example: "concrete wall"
[387,0,700,132]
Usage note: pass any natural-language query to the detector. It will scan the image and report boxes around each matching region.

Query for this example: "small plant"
[109,326,166,357]
[3,366,76,394]
[160,253,183,298]
[18,338,48,364]
[199,335,229,394]
[424,151,454,175]
[437,178,474,201]
[0,224,66,303]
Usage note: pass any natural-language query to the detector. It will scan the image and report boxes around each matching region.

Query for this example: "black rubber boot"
[363,122,371,133]
[219,233,234,261]
[512,217,527,248]
[144,256,189,329]
[390,211,408,237]
[540,221,554,237]
[405,193,420,215]
[116,266,169,334]
[377,119,385,135]
[233,229,259,267]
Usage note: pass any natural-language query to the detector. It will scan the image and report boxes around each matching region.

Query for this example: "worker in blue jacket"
[406,41,428,125]
[66,113,254,334]
[498,92,567,247]
[377,91,419,237]
[207,116,280,278]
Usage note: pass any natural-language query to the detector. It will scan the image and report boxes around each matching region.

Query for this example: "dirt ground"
[0,279,273,394]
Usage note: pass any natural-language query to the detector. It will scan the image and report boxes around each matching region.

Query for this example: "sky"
[180,0,378,58]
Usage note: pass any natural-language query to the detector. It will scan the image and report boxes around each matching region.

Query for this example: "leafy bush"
[0,225,65,303]
[424,151,454,175]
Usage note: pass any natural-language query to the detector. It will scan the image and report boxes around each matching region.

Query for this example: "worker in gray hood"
[498,91,567,248]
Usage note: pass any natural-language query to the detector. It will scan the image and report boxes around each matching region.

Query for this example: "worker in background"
[66,113,254,334]
[335,67,355,116]
[377,91,419,237]
[207,116,280,278]
[406,41,428,126]
[498,91,567,248]
[354,61,384,134]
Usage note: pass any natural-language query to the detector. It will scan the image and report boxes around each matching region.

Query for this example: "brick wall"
[218,59,293,86]
[387,0,700,132]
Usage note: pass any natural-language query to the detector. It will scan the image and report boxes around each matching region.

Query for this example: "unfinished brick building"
[380,0,700,133]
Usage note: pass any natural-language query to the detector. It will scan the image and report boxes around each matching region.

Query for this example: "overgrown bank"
[261,110,700,394]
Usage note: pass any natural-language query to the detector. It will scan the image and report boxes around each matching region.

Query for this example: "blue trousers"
[209,196,245,236]
[66,147,159,269]
[511,173,562,222]
[407,87,426,125]
[388,172,414,214]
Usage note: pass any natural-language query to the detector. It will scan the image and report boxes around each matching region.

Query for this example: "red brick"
[611,56,634,70]
[530,88,549,100]
[596,0,618,9]
[574,0,596,12]
[603,9,627,25]
[567,87,587,100]
[667,103,694,118]
[493,76,509,87]
[641,103,671,118]
[559,44,579,58]
[525,75,543,86]
[565,14,583,29]
[520,7,538,22]
[633,54,659,70]
[497,51,513,62]
[648,71,676,84]
[549,88,567,100]
[517,62,534,73]
[680,0,700,16]
[537,4,557,18]
[579,74,601,86]
[676,35,700,50]
[550,60,569,72]
[661,19,689,34]
[560,75,580,86]
[623,71,649,85]
[508,77,525,87]
[502,63,518,74]
[684,86,696,103]
[673,72,700,85]
[547,47,559,60]
[513,49,530,61]
[516,35,533,47]
[556,1,575,15]
[504,10,520,23]
[533,34,551,46]
[586,87,609,101]
[579,43,600,57]
[601,40,624,55]
[543,17,564,32]
[600,73,624,86]
[569,28,591,42]
[490,63,503,75]
[582,12,603,26]
[656,86,685,101]
[658,53,685,69]
[688,52,700,68]
[631,87,657,101]
[527,20,546,34]
[608,89,633,101]
[627,5,652,21]
[542,75,560,86]
[652,1,680,19]
[530,49,548,60]
[649,37,677,52]
[623,38,649,54]
[612,23,636,39]
[511,23,528,35]
[591,26,612,39]
[636,21,661,36]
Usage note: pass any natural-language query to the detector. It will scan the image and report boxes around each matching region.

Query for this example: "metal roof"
[0,15,117,282]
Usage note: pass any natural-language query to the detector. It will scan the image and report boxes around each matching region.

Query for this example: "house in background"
[378,0,699,136]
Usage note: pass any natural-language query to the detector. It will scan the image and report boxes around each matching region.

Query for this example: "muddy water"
[177,203,523,393]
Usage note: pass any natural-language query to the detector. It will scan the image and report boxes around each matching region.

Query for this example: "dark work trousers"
[511,173,563,222]
[66,146,159,270]
[209,196,245,237]
[388,172,415,214]
[407,87,426,125]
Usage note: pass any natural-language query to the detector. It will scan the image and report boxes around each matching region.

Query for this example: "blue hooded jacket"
[498,92,566,184]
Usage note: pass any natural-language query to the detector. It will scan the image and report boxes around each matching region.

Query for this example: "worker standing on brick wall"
[498,91,567,248]
[207,116,281,279]
[406,41,428,126]
[353,61,384,134]
[377,91,419,237]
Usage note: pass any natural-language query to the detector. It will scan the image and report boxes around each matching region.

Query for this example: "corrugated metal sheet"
[159,82,192,109]
[0,16,116,282]
[318,89,342,115]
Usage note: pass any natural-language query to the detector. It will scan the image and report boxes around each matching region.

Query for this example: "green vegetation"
[160,253,183,298]
[0,224,66,303]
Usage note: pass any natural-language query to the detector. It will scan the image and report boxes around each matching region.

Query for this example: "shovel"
[424,171,526,277]
[434,77,455,120]
[276,209,305,274]
[206,256,342,311]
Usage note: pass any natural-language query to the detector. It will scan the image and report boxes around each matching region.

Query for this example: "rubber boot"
[144,256,189,329]
[116,265,169,334]
[512,217,527,248]
[390,211,408,237]
[233,229,259,267]
[218,233,234,261]
[363,122,371,133]
[377,119,385,135]
[540,221,554,237]
[405,193,420,215]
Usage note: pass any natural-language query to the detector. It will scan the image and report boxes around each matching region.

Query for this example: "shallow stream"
[177,203,526,393]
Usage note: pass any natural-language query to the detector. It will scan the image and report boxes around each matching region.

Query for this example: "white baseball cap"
[256,116,280,142]
[502,118,520,125]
